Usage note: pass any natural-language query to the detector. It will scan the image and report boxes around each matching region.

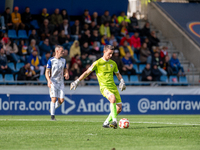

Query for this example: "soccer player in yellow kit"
[70,45,126,129]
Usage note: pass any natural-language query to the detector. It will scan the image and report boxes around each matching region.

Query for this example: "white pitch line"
[0,119,199,126]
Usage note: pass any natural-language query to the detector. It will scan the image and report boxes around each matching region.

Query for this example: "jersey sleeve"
[46,59,51,69]
[89,61,97,71]
[113,62,119,73]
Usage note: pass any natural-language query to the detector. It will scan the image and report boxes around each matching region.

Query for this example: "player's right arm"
[45,59,52,88]
[70,61,97,90]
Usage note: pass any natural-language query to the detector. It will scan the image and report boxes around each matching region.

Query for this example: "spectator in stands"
[61,9,70,22]
[81,24,89,33]
[81,42,90,54]
[59,19,71,39]
[49,30,59,46]
[119,34,131,46]
[0,48,13,74]
[89,21,98,34]
[91,41,101,59]
[18,39,28,62]
[3,7,13,29]
[40,8,50,23]
[62,49,70,69]
[39,38,52,56]
[17,62,37,81]
[90,30,101,46]
[3,39,19,63]
[99,21,111,38]
[152,52,167,75]
[81,53,92,69]
[40,19,53,41]
[40,51,51,71]
[29,29,39,44]
[160,46,168,62]
[28,39,40,56]
[109,34,117,46]
[111,14,118,25]
[129,12,140,32]
[69,40,81,58]
[119,21,128,37]
[131,32,141,58]
[170,53,185,75]
[117,11,130,24]
[101,10,111,24]
[141,63,152,81]
[11,6,25,31]
[80,29,91,45]
[0,14,6,30]
[71,20,82,40]
[101,35,109,45]
[70,54,81,68]
[51,8,63,27]
[111,49,126,75]
[91,12,100,27]
[69,63,81,80]
[141,22,150,37]
[119,40,134,58]
[162,55,173,76]
[21,7,32,31]
[2,33,9,45]
[149,31,160,47]
[144,37,152,52]
[140,42,151,64]
[81,9,91,25]
[121,51,136,75]
[28,49,44,75]
[113,41,119,52]
[58,30,69,45]
[110,21,119,37]
[152,63,162,81]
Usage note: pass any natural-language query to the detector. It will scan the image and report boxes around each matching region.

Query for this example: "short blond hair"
[55,45,63,52]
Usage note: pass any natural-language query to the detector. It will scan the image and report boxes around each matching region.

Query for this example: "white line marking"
[0,119,199,126]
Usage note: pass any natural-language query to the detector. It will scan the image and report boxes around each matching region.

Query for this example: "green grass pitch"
[0,115,199,150]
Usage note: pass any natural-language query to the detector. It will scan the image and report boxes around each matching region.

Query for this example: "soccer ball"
[119,118,130,129]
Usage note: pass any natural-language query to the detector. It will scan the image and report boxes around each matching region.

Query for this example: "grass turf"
[0,115,199,150]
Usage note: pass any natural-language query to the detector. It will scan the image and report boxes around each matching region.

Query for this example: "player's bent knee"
[58,98,64,104]
[117,107,122,114]
[109,94,116,103]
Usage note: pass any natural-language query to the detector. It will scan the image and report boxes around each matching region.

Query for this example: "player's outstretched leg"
[108,95,118,129]
[103,103,122,128]
[50,97,56,121]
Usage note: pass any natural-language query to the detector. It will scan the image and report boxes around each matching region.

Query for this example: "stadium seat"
[134,54,141,63]
[16,62,24,72]
[122,75,129,83]
[179,76,188,86]
[70,21,75,27]
[8,62,15,71]
[8,30,18,38]
[0,74,3,84]
[39,75,47,85]
[128,32,134,37]
[4,74,15,85]
[100,45,104,52]
[160,75,168,82]
[18,30,28,39]
[133,64,139,74]
[30,20,39,29]
[130,75,140,85]
[114,75,119,85]
[169,75,179,86]
[138,64,146,74]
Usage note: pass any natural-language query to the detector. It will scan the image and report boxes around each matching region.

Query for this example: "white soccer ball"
[119,118,130,129]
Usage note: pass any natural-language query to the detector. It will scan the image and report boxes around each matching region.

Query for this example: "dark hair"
[104,45,114,51]
[6,7,10,10]
[25,7,29,9]
[84,9,89,12]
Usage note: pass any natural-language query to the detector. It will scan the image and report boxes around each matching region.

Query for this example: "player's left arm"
[64,60,69,80]
[114,63,126,91]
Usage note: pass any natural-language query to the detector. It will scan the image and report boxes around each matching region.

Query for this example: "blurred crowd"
[0,6,185,82]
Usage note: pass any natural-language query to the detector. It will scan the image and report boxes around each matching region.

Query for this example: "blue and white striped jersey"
[47,57,67,85]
